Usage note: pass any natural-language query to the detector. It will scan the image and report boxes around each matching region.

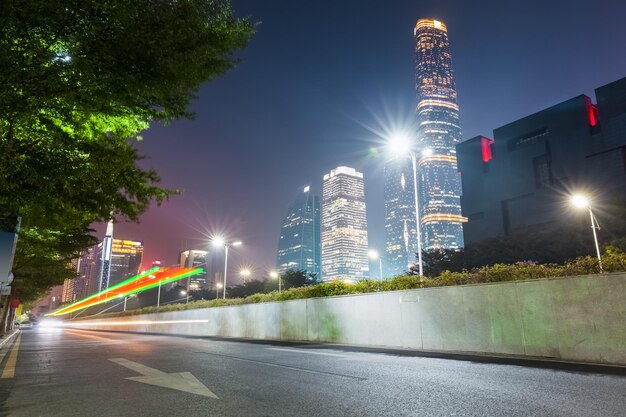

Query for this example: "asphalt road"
[0,328,624,417]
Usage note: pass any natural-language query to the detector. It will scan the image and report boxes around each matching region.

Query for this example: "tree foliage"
[0,0,254,301]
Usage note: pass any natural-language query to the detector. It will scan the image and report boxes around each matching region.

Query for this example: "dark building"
[457,77,626,244]
[277,186,321,278]
[383,158,417,277]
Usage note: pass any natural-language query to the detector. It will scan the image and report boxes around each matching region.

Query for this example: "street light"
[571,194,603,272]
[368,250,383,281]
[388,133,427,276]
[212,236,242,299]
[215,282,223,299]
[181,289,190,304]
[240,268,251,282]
[269,270,281,292]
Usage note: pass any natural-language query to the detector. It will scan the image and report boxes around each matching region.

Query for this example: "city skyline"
[98,1,626,274]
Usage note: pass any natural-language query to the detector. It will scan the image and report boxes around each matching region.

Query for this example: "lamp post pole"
[223,245,229,299]
[156,280,162,308]
[588,207,603,272]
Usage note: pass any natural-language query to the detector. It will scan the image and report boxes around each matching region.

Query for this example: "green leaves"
[0,0,254,301]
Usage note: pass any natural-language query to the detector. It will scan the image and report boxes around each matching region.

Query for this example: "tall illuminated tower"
[414,18,466,250]
[96,220,114,291]
[321,167,369,282]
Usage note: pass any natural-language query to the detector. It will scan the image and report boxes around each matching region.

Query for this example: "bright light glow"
[46,266,204,316]
[66,319,209,327]
[240,268,251,277]
[571,194,590,208]
[269,271,279,279]
[368,250,379,260]
[212,236,225,247]
[180,290,187,296]
[422,148,434,157]
[388,133,412,157]
[216,283,223,289]
[39,318,62,328]
[232,241,242,247]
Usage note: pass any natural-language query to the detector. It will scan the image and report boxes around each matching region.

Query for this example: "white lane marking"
[109,358,219,399]
[266,347,350,358]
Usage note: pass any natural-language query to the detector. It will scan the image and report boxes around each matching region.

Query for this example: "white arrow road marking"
[109,358,219,399]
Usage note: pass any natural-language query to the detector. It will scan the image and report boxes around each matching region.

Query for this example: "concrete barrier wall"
[71,273,626,365]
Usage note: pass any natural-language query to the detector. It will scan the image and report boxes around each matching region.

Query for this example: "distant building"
[457,77,626,244]
[178,250,208,290]
[95,221,143,290]
[321,166,369,282]
[108,239,143,287]
[96,221,114,291]
[383,159,418,277]
[276,186,321,278]
[414,18,466,251]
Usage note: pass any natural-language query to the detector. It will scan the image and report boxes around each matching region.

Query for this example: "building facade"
[276,186,321,278]
[457,77,626,244]
[414,18,466,251]
[383,159,418,276]
[179,250,208,290]
[96,221,143,291]
[321,166,369,282]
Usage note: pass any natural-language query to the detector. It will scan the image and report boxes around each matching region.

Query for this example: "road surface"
[0,328,624,416]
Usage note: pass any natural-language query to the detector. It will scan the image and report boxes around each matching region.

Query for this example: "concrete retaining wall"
[71,273,626,365]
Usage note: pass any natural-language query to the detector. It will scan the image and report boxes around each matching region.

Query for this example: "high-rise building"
[96,221,114,291]
[457,77,626,244]
[414,18,466,250]
[95,220,143,291]
[383,160,418,277]
[276,186,321,278]
[321,166,369,282]
[108,239,143,287]
[179,250,208,290]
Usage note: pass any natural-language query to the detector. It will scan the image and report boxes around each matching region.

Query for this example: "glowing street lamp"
[215,282,223,299]
[269,270,281,292]
[211,236,242,299]
[368,250,383,281]
[180,289,190,304]
[388,132,427,276]
[240,268,251,282]
[571,194,603,272]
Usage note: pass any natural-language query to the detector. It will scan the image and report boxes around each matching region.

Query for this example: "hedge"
[87,251,626,319]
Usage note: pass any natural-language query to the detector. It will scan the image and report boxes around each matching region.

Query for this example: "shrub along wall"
[95,252,626,319]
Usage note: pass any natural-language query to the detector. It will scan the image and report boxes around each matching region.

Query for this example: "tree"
[281,269,318,290]
[0,0,254,302]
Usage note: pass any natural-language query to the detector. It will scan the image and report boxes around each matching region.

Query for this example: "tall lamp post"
[215,282,223,299]
[388,134,428,276]
[368,250,383,280]
[212,237,242,299]
[571,195,603,272]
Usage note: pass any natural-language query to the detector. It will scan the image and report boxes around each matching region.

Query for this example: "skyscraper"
[96,220,114,291]
[108,239,144,286]
[383,160,418,276]
[179,249,208,290]
[321,166,369,282]
[276,186,321,278]
[414,18,466,250]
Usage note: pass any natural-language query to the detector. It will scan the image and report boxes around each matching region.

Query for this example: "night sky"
[108,0,626,283]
